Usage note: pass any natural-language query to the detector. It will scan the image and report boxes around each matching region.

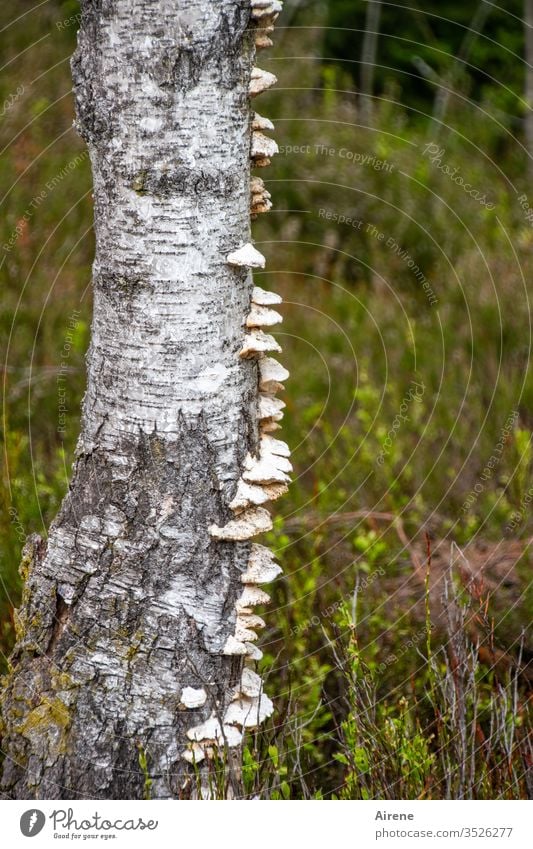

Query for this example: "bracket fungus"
[249,67,278,97]
[228,478,288,512]
[245,642,263,661]
[258,394,285,421]
[236,586,271,614]
[250,177,272,217]
[251,131,279,161]
[239,329,282,358]
[185,0,285,768]
[236,611,266,634]
[242,450,292,484]
[260,419,282,433]
[234,622,261,639]
[240,545,283,584]
[251,198,272,217]
[252,112,275,132]
[224,693,274,729]
[251,203,272,218]
[259,358,289,392]
[186,715,223,743]
[186,715,243,749]
[180,686,207,709]
[246,304,283,328]
[222,635,249,656]
[254,33,274,49]
[209,506,273,541]
[227,242,265,269]
[260,433,291,457]
[240,667,264,698]
[251,0,283,17]
[252,285,282,305]
[182,743,207,765]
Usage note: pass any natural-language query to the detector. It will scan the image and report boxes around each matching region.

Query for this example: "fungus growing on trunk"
[224,692,274,728]
[252,112,275,132]
[235,586,271,614]
[251,131,279,161]
[246,304,283,327]
[228,479,288,512]
[260,433,291,456]
[209,506,273,541]
[259,358,289,392]
[180,687,208,709]
[239,329,282,357]
[249,67,278,97]
[240,544,282,584]
[252,285,282,305]
[182,0,288,777]
[258,394,286,421]
[250,178,272,217]
[226,242,266,268]
[242,450,292,484]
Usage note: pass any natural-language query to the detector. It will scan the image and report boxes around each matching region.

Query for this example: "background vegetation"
[1,0,531,798]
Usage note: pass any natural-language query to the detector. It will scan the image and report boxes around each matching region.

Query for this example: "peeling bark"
[1,0,286,800]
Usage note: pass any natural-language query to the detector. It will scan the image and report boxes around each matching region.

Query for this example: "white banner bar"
[0,799,530,848]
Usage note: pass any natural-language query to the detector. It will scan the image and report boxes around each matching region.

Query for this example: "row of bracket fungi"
[182,0,286,766]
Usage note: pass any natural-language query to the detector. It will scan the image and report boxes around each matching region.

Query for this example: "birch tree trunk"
[1,0,286,800]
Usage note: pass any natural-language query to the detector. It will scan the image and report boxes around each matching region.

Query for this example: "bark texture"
[1,0,284,799]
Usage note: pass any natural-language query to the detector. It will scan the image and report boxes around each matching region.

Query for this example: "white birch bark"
[1,0,285,800]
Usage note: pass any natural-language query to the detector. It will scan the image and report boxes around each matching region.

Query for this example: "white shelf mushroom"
[187,715,223,742]
[227,242,265,268]
[182,743,206,764]
[209,506,273,540]
[252,113,275,132]
[223,635,248,655]
[252,286,281,305]
[234,619,260,643]
[246,304,283,328]
[228,478,288,511]
[251,132,279,160]
[240,667,264,698]
[258,394,285,420]
[180,686,207,709]
[255,33,274,49]
[251,189,272,203]
[260,433,291,457]
[224,693,274,728]
[239,329,282,358]
[260,419,282,433]
[238,612,266,631]
[250,176,270,195]
[245,642,263,660]
[251,0,283,22]
[249,67,278,97]
[258,357,289,392]
[251,199,272,217]
[235,585,271,613]
[242,451,291,484]
[187,715,243,748]
[241,547,282,584]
